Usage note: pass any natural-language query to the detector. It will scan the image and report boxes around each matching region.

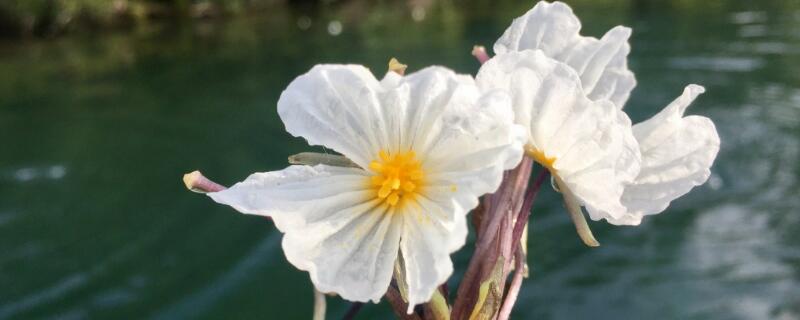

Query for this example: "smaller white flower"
[493,1,636,108]
[612,85,721,225]
[491,0,720,226]
[476,50,641,228]
[207,65,524,311]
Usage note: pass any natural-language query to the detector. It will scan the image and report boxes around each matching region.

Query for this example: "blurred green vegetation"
[4,0,800,39]
[0,0,288,38]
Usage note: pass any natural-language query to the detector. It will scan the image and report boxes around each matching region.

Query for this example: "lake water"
[1,1,798,319]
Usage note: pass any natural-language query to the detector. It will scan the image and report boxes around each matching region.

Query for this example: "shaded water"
[1,1,798,319]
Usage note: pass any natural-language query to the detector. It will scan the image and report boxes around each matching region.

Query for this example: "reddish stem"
[494,168,549,320]
[451,158,532,319]
[497,246,526,320]
[386,286,421,320]
[510,168,549,257]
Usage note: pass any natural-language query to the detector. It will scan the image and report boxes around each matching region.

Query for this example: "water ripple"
[668,57,765,72]
[149,232,282,320]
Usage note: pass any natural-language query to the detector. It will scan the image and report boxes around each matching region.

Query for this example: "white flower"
[486,1,720,225]
[493,1,636,108]
[476,50,641,227]
[614,85,720,225]
[207,65,525,310]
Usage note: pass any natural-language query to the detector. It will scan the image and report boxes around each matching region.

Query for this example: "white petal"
[614,85,721,225]
[369,65,523,215]
[420,89,526,201]
[384,66,524,208]
[207,165,369,228]
[278,65,390,168]
[493,1,636,108]
[392,66,521,159]
[282,204,401,303]
[399,196,462,312]
[477,50,641,221]
[279,64,523,173]
[208,165,400,302]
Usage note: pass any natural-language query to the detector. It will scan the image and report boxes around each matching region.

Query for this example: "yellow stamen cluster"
[368,150,424,207]
[526,146,557,170]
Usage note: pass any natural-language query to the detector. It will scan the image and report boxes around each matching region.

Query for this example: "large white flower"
[489,1,720,225]
[207,65,525,310]
[476,50,641,229]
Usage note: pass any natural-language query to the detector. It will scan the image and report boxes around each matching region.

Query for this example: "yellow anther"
[379,150,391,162]
[402,181,416,192]
[367,149,425,207]
[388,57,408,76]
[526,146,557,169]
[369,161,383,171]
[378,184,393,198]
[387,193,400,206]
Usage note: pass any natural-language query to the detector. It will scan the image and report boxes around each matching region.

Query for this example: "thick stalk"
[510,169,549,257]
[451,158,532,320]
[496,247,525,320]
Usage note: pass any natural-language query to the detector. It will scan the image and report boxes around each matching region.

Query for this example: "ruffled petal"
[613,85,720,225]
[380,66,477,153]
[369,66,523,207]
[383,66,525,227]
[386,66,523,163]
[398,193,465,312]
[493,1,636,108]
[375,68,523,310]
[278,65,391,168]
[278,64,522,173]
[281,204,401,303]
[420,87,526,202]
[477,50,640,221]
[208,165,400,302]
[207,165,369,228]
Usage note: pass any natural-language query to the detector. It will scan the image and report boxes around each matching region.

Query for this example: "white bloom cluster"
[205,1,720,312]
[484,1,720,226]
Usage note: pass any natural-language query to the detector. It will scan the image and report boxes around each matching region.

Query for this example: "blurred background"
[1,0,799,319]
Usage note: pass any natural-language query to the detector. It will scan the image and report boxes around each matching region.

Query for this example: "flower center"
[368,150,424,207]
[526,146,556,170]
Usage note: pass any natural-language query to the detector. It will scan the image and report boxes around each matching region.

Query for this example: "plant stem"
[386,286,421,320]
[496,247,525,320]
[510,168,549,257]
[451,157,532,319]
[492,169,549,320]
